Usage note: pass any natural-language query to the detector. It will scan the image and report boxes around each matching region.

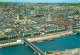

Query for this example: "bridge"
[23,38,46,55]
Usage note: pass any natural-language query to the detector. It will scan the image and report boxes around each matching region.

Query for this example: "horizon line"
[0,2,80,3]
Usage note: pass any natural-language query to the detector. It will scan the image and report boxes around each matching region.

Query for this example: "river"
[0,34,80,55]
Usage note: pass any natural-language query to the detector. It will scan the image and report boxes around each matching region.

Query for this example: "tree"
[75,10,79,15]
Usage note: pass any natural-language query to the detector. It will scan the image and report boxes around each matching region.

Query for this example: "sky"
[0,0,80,3]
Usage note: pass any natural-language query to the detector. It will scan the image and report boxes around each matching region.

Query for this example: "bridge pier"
[45,52,46,55]
[25,44,27,46]
[38,53,41,55]
[34,52,36,55]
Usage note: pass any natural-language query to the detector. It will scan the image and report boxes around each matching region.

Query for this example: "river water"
[0,34,80,55]
[0,45,34,55]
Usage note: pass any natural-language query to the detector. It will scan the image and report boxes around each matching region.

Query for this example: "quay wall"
[0,31,74,48]
[28,31,74,42]
[47,48,80,55]
[0,41,24,48]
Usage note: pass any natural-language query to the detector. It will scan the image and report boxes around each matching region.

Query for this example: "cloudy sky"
[0,0,80,3]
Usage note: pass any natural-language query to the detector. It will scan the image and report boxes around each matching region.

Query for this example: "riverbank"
[47,48,80,55]
[27,31,74,42]
[0,40,23,48]
[0,31,79,55]
[0,31,74,49]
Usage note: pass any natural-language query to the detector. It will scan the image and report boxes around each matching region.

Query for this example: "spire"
[24,16,27,21]
[46,14,52,22]
[24,10,27,21]
[24,9,26,16]
[15,14,20,23]
[17,14,19,21]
